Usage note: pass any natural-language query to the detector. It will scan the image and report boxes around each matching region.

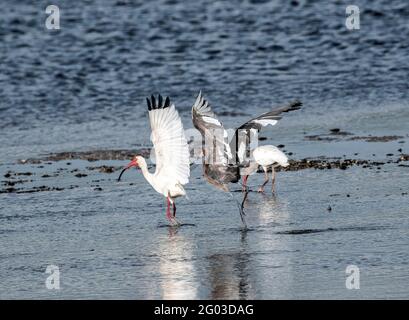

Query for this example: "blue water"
[0,0,408,299]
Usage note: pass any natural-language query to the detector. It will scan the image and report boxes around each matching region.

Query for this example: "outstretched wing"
[147,94,190,185]
[191,91,232,165]
[237,100,302,130]
[231,100,302,163]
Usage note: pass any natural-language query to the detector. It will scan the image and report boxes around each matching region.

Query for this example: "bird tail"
[176,182,189,200]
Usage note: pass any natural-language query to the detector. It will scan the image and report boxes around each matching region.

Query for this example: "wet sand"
[1,128,409,299]
[2,131,408,195]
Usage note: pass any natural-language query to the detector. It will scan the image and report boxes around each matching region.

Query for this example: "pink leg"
[172,202,176,218]
[166,197,172,221]
[271,167,276,194]
[242,175,248,192]
[258,169,269,193]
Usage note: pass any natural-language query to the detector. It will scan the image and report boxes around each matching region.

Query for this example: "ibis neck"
[138,157,154,183]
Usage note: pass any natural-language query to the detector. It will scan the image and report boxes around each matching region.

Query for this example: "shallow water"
[1,159,408,299]
[1,0,409,299]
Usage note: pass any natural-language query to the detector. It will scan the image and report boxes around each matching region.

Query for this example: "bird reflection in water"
[254,194,290,225]
[208,231,255,299]
[157,227,198,299]
[242,189,290,226]
[206,196,292,299]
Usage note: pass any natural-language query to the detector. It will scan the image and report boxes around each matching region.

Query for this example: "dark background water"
[1,0,408,161]
[0,0,408,299]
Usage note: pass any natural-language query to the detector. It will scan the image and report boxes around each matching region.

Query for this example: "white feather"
[202,116,222,126]
[149,104,190,190]
[252,119,278,127]
[253,145,289,167]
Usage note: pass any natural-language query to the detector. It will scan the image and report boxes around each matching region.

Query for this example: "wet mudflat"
[1,131,408,299]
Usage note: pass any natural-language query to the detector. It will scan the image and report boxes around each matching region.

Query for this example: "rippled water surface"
[0,0,408,299]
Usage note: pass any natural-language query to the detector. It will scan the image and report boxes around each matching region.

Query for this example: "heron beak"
[117,159,138,182]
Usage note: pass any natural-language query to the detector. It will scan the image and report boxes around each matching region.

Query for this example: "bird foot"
[257,188,265,193]
[168,217,181,227]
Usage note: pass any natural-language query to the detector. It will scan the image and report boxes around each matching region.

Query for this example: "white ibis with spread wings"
[118,95,190,226]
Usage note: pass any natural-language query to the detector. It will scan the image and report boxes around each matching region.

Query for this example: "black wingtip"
[284,100,302,112]
[147,94,171,111]
[158,94,163,108]
[164,96,170,108]
[146,97,151,111]
[292,100,302,108]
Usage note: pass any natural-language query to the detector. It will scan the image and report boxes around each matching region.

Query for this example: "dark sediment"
[20,149,150,164]
[348,136,404,142]
[272,158,396,172]
[1,141,407,194]
[86,165,122,173]
[399,154,409,161]
[305,129,402,142]
[0,185,69,194]
[329,128,353,136]
[304,135,337,142]
[74,173,88,178]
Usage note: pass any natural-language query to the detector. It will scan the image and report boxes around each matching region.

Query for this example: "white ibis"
[191,91,301,222]
[241,145,290,194]
[118,95,190,226]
